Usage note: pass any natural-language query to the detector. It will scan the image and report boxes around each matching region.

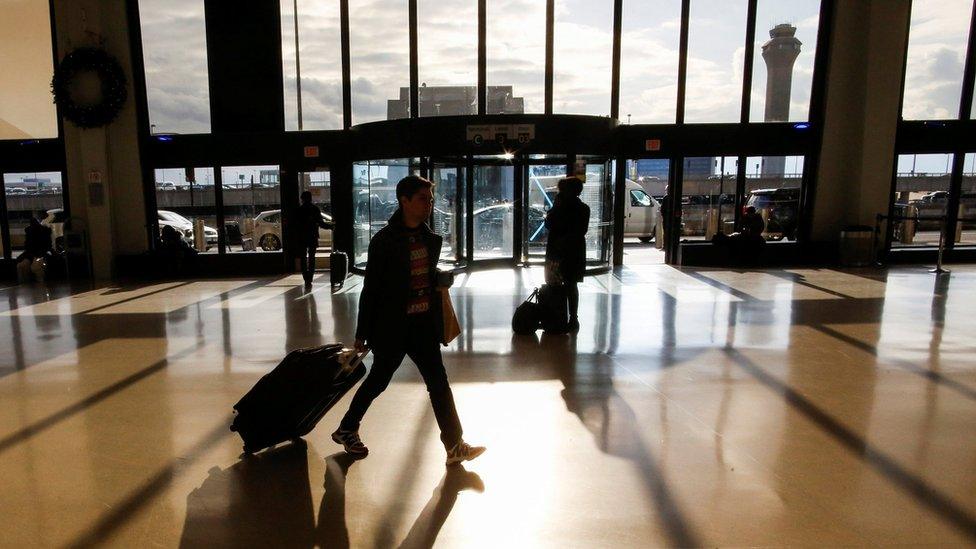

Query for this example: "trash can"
[839,225,874,267]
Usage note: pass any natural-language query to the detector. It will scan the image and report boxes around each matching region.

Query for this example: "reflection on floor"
[1,266,975,547]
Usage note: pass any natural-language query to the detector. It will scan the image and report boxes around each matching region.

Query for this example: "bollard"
[929,215,950,274]
[193,218,206,251]
[901,205,917,244]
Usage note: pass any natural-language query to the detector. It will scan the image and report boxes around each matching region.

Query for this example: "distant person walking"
[544,177,590,332]
[332,175,485,466]
[297,191,334,287]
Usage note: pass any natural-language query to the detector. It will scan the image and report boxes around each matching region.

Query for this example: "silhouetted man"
[331,175,485,466]
[298,191,333,286]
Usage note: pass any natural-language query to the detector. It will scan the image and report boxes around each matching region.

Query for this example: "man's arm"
[354,236,382,350]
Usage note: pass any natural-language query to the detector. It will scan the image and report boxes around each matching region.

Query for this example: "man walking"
[332,175,485,465]
[297,191,333,286]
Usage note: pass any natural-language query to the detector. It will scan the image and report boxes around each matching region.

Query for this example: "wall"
[53,0,147,280]
[813,0,911,241]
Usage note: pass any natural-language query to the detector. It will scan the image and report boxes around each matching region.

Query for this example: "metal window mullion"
[340,0,352,128]
[545,0,554,114]
[676,0,690,125]
[215,166,226,254]
[740,0,758,123]
[409,0,419,118]
[479,0,487,115]
[945,153,966,251]
[610,0,623,120]
[958,1,976,119]
[735,154,746,230]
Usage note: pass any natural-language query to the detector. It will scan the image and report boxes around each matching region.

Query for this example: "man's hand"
[354,339,368,353]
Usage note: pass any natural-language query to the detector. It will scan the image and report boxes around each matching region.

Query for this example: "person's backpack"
[512,288,542,334]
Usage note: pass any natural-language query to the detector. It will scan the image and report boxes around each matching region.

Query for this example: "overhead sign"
[645,139,662,151]
[467,124,535,146]
[304,145,320,158]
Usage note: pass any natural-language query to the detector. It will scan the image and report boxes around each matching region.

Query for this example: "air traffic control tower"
[761,23,802,176]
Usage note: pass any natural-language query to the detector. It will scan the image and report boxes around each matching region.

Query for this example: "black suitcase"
[512,288,542,334]
[330,251,348,286]
[230,344,369,454]
[538,283,569,334]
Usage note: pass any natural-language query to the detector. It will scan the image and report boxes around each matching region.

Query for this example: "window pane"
[620,0,681,124]
[0,0,57,139]
[139,0,211,134]
[527,164,567,257]
[154,168,218,253]
[583,160,612,262]
[299,170,333,254]
[685,0,748,123]
[418,0,478,116]
[487,0,542,113]
[473,165,515,259]
[892,153,953,247]
[221,166,281,252]
[3,172,64,255]
[902,0,972,120]
[961,153,976,245]
[745,155,804,241]
[554,0,613,116]
[679,157,737,240]
[350,0,410,124]
[749,1,821,122]
[281,1,343,130]
[353,159,408,267]
[431,165,466,263]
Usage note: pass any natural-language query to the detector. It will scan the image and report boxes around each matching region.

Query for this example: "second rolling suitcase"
[330,251,348,287]
[230,344,369,454]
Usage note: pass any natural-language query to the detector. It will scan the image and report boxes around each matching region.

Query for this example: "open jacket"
[355,209,445,350]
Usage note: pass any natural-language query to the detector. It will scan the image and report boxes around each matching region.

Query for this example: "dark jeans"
[301,245,316,283]
[340,314,462,450]
[566,282,579,320]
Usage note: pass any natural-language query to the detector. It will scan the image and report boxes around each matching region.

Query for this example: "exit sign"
[644,139,661,151]
[304,146,319,158]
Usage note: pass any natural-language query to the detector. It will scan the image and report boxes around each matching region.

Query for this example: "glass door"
[524,161,567,262]
[471,162,516,263]
[430,161,466,266]
[578,156,614,266]
[298,169,333,270]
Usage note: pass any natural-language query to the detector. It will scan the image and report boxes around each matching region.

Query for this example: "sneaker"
[445,441,486,466]
[331,428,368,457]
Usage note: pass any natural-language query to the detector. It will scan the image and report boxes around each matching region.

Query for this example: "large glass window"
[3,171,64,255]
[280,1,343,130]
[902,0,973,120]
[892,153,953,248]
[299,170,333,256]
[349,0,410,124]
[679,157,736,240]
[685,0,748,123]
[744,155,804,241]
[473,164,515,259]
[418,0,478,117]
[138,0,212,134]
[619,0,681,124]
[749,1,821,122]
[487,0,543,114]
[352,159,409,267]
[553,0,613,116]
[221,165,281,252]
[154,167,217,253]
[0,0,57,139]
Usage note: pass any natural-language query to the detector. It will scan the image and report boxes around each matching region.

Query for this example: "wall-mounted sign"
[645,139,662,151]
[88,170,102,184]
[466,124,492,145]
[304,145,320,158]
[467,123,535,146]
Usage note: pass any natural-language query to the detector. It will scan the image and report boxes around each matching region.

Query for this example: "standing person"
[297,191,334,287]
[544,176,590,332]
[332,175,485,466]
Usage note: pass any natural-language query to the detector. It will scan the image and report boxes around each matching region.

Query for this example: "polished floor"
[1,264,975,548]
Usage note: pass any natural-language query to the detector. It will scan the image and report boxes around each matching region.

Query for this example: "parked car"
[623,179,660,242]
[253,209,333,251]
[6,187,28,196]
[155,181,177,191]
[746,187,800,241]
[157,209,218,250]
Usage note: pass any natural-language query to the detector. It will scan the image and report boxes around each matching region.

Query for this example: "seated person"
[16,215,53,283]
[157,224,198,276]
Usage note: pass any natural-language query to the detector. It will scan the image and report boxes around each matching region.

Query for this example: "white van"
[624,178,659,242]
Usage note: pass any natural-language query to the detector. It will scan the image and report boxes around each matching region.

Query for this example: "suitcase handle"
[338,347,371,372]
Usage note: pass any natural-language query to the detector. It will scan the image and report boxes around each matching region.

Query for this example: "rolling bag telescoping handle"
[337,347,371,373]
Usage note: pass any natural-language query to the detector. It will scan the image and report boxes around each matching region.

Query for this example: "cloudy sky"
[138,0,971,138]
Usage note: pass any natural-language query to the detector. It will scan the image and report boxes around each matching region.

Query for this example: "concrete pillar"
[812,0,911,243]
[53,0,147,280]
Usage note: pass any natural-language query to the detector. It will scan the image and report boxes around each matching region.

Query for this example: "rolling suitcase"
[330,251,348,287]
[538,283,569,334]
[230,344,369,454]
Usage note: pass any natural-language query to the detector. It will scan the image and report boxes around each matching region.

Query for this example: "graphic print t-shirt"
[406,231,431,315]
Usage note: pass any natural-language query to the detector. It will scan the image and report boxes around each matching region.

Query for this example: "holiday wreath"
[51,47,127,129]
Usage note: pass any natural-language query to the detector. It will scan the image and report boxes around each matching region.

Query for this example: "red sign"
[645,139,662,151]
[304,146,320,158]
